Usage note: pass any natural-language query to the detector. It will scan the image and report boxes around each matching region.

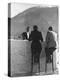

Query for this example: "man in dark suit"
[22,26,30,40]
[29,25,43,74]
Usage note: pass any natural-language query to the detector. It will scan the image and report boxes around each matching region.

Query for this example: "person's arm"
[46,32,50,44]
[29,32,32,41]
[40,32,43,42]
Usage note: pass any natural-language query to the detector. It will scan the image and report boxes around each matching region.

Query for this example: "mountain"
[8,6,58,39]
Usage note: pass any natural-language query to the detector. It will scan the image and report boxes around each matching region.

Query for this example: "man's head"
[26,26,30,32]
[48,26,53,31]
[33,25,38,31]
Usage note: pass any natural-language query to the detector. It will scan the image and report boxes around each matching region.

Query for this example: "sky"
[8,3,38,18]
[8,3,58,40]
[8,3,55,18]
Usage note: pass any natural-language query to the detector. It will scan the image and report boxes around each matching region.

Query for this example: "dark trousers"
[31,54,40,73]
[31,41,42,73]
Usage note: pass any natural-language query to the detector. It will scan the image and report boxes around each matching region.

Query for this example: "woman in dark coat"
[29,25,43,73]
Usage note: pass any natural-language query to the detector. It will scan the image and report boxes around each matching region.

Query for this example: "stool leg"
[52,54,54,72]
[31,55,33,74]
[38,59,40,73]
[45,57,47,72]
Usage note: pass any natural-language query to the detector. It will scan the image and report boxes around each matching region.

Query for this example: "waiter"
[22,26,30,40]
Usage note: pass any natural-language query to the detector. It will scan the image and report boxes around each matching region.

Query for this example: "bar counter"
[8,39,57,76]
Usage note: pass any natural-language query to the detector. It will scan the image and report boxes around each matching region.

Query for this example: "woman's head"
[33,25,38,31]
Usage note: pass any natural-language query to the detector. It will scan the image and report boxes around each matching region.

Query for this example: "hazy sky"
[8,3,39,18]
[8,3,54,18]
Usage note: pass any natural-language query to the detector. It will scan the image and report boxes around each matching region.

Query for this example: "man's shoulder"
[31,31,41,34]
[47,31,52,35]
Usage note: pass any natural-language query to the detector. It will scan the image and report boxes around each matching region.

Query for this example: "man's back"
[46,31,56,48]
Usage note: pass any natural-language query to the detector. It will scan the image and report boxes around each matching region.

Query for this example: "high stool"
[45,50,54,72]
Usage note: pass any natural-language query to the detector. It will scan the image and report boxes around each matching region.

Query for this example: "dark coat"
[29,30,43,54]
[29,30,43,63]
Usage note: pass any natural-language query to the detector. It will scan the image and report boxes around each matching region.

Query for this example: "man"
[29,25,43,74]
[22,26,30,40]
[45,26,57,72]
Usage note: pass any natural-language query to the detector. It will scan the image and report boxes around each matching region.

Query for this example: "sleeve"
[29,32,33,41]
[46,32,50,44]
[40,32,43,42]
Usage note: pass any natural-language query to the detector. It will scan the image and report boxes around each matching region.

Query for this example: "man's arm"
[46,32,50,44]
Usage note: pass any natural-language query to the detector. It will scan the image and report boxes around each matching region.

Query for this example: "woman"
[29,25,43,73]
